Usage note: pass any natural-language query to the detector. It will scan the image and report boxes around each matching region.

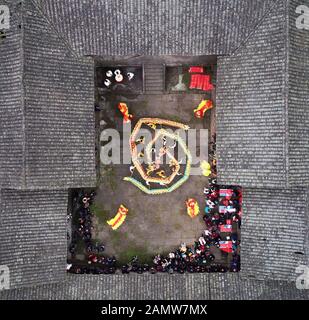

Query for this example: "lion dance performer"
[186,198,200,218]
[118,102,133,123]
[194,100,213,118]
[107,204,128,230]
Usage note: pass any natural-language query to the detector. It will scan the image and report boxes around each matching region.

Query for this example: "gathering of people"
[67,190,120,274]
[67,134,241,274]
[118,177,241,275]
[67,179,241,275]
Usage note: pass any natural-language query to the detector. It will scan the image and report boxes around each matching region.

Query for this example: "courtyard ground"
[93,80,218,264]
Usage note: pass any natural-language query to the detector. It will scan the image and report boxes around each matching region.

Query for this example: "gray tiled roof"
[0,1,24,189]
[241,187,309,281]
[22,0,96,189]
[216,0,309,188]
[0,189,67,289]
[34,0,277,56]
[216,0,289,188]
[0,0,96,190]
[0,0,308,298]
[288,0,309,186]
[0,273,308,300]
[1,0,306,190]
[0,185,307,292]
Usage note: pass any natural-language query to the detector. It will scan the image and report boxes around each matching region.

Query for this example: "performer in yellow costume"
[107,204,128,230]
[194,100,213,118]
[186,198,200,218]
[200,160,212,177]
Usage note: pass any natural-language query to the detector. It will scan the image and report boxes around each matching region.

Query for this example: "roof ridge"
[29,0,82,61]
[230,0,282,55]
[19,0,94,189]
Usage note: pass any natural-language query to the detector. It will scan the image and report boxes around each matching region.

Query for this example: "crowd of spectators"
[67,190,118,274]
[67,136,241,274]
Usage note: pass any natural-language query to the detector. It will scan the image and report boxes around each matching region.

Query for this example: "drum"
[114,69,123,82]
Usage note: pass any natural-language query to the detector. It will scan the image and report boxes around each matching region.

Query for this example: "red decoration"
[219,224,232,233]
[189,66,204,73]
[219,241,233,253]
[189,74,213,91]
